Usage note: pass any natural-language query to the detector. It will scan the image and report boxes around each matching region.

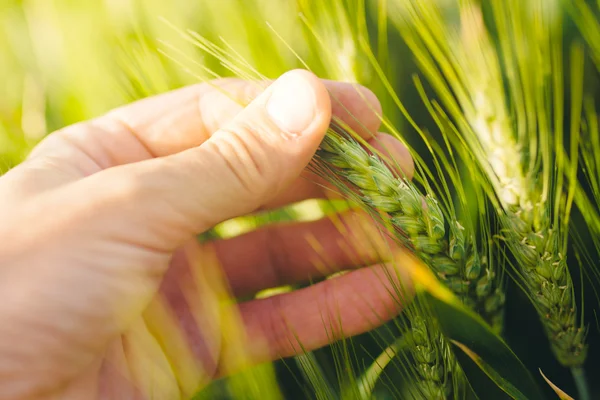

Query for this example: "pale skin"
[0,70,414,399]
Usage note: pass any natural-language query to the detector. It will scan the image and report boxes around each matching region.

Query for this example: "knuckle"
[209,124,282,200]
[261,296,295,357]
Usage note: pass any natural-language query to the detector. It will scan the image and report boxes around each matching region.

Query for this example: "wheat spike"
[506,211,587,366]
[318,127,504,325]
[387,0,588,368]
[298,4,472,396]
[457,6,529,210]
[408,316,459,399]
[316,126,504,397]
[457,2,587,367]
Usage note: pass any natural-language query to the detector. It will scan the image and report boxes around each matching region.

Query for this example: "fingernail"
[266,71,317,135]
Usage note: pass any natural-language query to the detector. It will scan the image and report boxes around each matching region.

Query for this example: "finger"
[212,211,397,297]
[232,259,413,367]
[325,79,381,139]
[155,245,412,380]
[26,77,381,173]
[81,69,332,251]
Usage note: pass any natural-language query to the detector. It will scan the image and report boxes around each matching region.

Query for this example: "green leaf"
[426,294,544,400]
[452,341,530,400]
[455,348,511,400]
[397,252,545,400]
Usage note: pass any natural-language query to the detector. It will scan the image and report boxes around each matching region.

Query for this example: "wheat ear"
[318,127,504,326]
[463,12,585,363]
[388,0,587,368]
[456,3,587,367]
[316,126,503,397]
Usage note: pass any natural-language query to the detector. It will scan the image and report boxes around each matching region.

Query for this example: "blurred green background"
[0,0,408,168]
[0,1,265,164]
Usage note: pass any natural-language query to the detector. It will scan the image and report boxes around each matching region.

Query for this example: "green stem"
[571,366,591,400]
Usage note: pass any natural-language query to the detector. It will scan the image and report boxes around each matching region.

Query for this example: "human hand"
[0,70,414,399]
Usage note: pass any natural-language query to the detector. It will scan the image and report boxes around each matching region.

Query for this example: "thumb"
[89,69,332,250]
[194,69,332,224]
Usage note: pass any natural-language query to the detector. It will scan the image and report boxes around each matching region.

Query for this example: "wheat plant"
[386,1,591,393]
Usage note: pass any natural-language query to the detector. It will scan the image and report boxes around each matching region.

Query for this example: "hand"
[0,70,414,399]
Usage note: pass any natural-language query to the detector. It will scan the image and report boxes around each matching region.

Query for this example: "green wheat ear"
[387,0,589,388]
[315,120,505,397]
[317,125,503,326]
